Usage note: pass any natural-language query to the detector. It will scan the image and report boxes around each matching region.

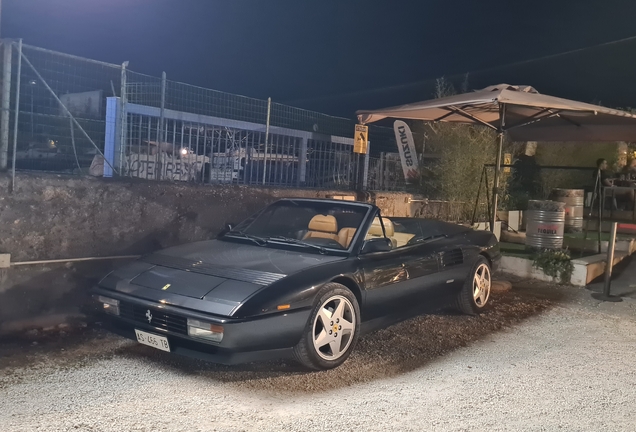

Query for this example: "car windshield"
[224,200,370,252]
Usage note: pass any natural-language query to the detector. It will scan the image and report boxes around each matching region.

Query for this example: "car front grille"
[119,302,188,335]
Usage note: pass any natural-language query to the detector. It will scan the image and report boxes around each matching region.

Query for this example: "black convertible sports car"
[93,198,500,370]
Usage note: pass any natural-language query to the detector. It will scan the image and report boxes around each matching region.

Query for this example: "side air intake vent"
[441,249,464,268]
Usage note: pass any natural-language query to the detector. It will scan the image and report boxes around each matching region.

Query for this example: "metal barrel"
[549,188,584,233]
[525,200,566,250]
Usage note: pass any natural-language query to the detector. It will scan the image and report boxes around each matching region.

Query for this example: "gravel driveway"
[1,281,635,432]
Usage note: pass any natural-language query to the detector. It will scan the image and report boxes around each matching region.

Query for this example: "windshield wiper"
[425,234,448,241]
[226,230,267,246]
[267,236,328,254]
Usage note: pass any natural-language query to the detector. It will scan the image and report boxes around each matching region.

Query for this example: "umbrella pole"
[471,165,486,226]
[490,131,504,233]
[597,171,603,254]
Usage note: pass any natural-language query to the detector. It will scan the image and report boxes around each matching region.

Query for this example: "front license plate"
[135,329,171,352]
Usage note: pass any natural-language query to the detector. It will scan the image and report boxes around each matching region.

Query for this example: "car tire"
[456,255,492,315]
[293,283,361,371]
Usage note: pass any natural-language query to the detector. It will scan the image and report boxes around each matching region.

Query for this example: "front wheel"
[293,283,360,370]
[456,256,492,315]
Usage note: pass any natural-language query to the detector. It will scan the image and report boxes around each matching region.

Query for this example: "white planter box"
[499,252,629,286]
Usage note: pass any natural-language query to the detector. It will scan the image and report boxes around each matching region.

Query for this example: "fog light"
[98,296,120,316]
[187,318,223,342]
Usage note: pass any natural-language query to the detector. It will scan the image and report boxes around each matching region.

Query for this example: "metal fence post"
[297,136,307,187]
[9,39,21,193]
[0,40,11,170]
[262,97,271,185]
[379,152,385,190]
[158,71,166,181]
[592,221,623,302]
[118,61,128,174]
[299,135,308,186]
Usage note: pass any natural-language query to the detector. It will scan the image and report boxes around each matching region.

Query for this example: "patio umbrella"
[357,84,636,230]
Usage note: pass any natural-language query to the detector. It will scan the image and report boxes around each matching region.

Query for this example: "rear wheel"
[293,283,360,370]
[456,256,492,315]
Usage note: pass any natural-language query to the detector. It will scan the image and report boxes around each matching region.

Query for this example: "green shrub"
[532,249,574,284]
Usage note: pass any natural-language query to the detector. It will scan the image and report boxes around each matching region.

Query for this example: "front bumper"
[93,288,311,365]
[103,319,296,364]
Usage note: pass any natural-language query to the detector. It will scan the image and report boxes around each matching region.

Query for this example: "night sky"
[5,0,636,118]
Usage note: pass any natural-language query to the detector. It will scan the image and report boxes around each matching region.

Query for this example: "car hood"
[100,239,344,316]
[156,239,343,274]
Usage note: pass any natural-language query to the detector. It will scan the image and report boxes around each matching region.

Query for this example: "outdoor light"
[187,318,224,342]
[98,296,120,316]
[29,81,37,136]
[180,148,188,156]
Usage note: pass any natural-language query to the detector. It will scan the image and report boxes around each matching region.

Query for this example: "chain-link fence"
[0,41,122,181]
[126,70,367,139]
[367,153,407,191]
[120,70,403,189]
[1,39,405,192]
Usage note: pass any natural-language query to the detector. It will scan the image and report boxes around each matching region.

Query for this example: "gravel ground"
[1,281,635,432]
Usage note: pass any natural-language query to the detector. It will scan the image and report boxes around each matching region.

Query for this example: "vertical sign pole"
[592,221,622,302]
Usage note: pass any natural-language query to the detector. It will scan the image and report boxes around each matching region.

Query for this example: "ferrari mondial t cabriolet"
[93,198,500,370]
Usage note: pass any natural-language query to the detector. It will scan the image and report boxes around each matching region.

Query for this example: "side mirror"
[360,237,392,254]
[217,222,235,238]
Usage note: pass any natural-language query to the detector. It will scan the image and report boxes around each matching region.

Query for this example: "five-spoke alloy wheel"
[294,283,360,370]
[312,295,356,361]
[457,256,492,315]
[472,262,491,308]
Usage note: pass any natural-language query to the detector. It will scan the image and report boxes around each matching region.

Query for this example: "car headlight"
[98,296,120,316]
[187,318,224,343]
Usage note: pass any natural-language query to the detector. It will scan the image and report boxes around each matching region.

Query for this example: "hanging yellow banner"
[354,124,368,154]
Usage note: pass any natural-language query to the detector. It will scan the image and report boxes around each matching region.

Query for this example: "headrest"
[338,227,357,248]
[368,217,394,237]
[308,214,338,234]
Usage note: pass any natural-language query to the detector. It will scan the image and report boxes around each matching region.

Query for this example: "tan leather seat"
[337,227,357,249]
[366,217,397,248]
[303,214,339,243]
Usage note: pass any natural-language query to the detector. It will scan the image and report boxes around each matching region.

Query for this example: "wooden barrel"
[525,200,565,250]
[549,188,584,233]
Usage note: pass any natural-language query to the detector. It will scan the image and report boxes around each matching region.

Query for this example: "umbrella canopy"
[357,84,636,142]
[356,84,636,231]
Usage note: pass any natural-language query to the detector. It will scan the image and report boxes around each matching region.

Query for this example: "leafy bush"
[532,249,574,284]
